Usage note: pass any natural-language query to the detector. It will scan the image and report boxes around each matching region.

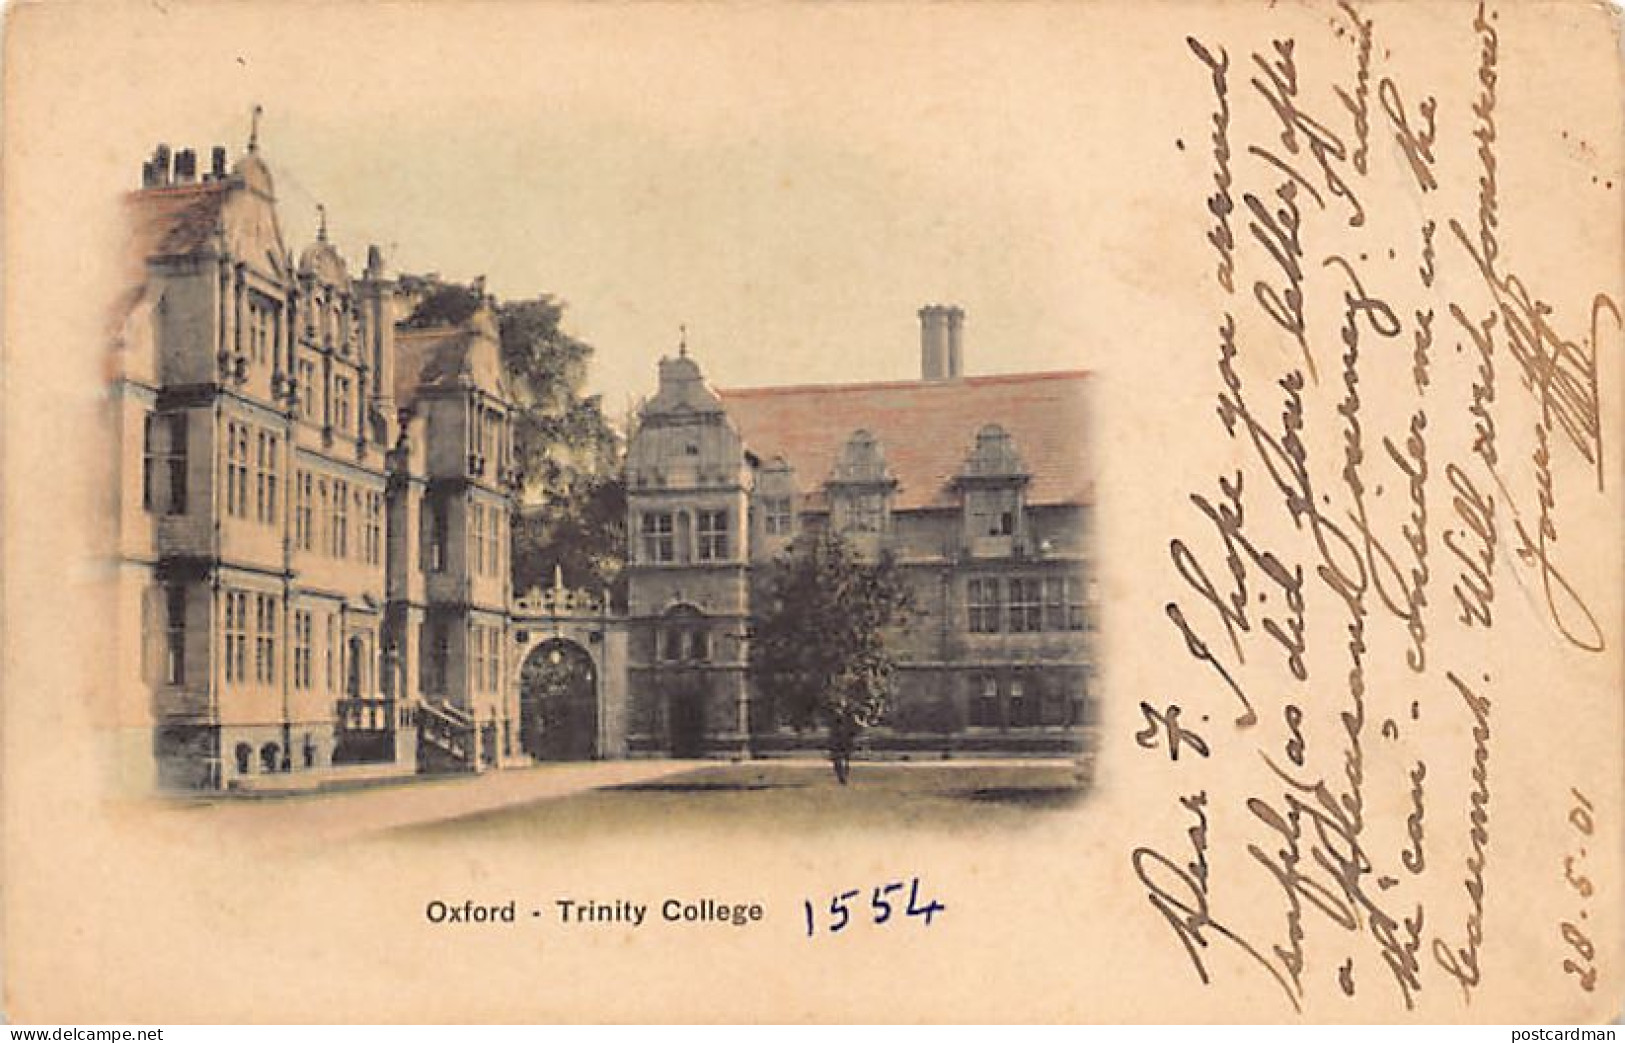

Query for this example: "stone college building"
[108,136,1094,793]
[623,318,1094,759]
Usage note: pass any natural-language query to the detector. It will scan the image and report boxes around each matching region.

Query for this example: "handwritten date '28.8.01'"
[1560,788,1600,994]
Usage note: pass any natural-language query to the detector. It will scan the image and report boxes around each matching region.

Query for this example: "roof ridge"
[719,369,1091,397]
[126,182,231,201]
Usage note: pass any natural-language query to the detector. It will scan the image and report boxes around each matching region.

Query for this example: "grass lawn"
[392,759,1090,841]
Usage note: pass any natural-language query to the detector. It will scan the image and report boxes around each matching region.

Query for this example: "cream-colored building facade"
[107,136,1089,795]
[109,139,523,792]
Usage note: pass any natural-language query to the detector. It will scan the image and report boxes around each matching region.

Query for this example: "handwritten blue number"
[830,889,859,933]
[872,882,904,924]
[906,877,945,926]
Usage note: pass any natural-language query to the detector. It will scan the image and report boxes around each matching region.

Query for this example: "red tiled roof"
[124,182,230,260]
[718,371,1091,510]
[110,184,232,348]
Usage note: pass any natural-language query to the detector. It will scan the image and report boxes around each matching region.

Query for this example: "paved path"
[136,760,711,851]
[128,756,1087,850]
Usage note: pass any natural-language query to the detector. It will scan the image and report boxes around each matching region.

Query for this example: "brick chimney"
[144,144,172,188]
[919,304,964,381]
[174,148,197,183]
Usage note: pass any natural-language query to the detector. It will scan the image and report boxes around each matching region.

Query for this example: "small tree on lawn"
[750,529,912,784]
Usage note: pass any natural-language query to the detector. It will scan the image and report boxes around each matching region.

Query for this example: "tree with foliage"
[498,295,627,604]
[511,476,627,605]
[749,530,913,784]
[404,279,627,603]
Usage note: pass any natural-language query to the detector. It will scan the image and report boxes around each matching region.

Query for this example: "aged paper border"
[3,0,1624,1024]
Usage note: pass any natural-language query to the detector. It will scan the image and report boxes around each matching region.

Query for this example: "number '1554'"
[803,877,945,936]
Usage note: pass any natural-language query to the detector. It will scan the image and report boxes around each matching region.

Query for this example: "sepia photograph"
[107,110,1095,834]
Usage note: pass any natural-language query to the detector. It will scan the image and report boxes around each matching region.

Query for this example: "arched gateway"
[509,571,629,762]
[520,639,597,760]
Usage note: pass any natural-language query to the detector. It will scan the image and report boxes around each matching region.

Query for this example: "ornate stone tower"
[622,344,752,757]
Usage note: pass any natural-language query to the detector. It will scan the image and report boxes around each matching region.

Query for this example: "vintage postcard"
[2,0,1622,1024]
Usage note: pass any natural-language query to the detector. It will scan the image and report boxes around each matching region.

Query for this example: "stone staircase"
[417,699,477,774]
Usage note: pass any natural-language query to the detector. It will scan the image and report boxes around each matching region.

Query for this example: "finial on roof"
[678,323,688,359]
[248,104,263,154]
[316,203,328,243]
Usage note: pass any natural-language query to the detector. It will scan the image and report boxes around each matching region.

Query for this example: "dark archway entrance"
[666,673,707,758]
[655,604,709,758]
[520,639,598,761]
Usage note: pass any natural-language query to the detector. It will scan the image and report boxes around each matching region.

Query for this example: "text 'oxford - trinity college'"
[108,135,1096,793]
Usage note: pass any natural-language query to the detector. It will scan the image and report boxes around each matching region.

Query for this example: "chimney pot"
[211,146,227,179]
[919,303,963,381]
[152,144,172,186]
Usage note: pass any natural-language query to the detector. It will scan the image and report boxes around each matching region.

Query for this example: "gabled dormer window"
[762,496,793,536]
[834,430,887,483]
[964,424,1023,475]
[957,425,1030,552]
[844,492,886,534]
[756,458,797,539]
[968,488,1017,537]
[830,430,894,536]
